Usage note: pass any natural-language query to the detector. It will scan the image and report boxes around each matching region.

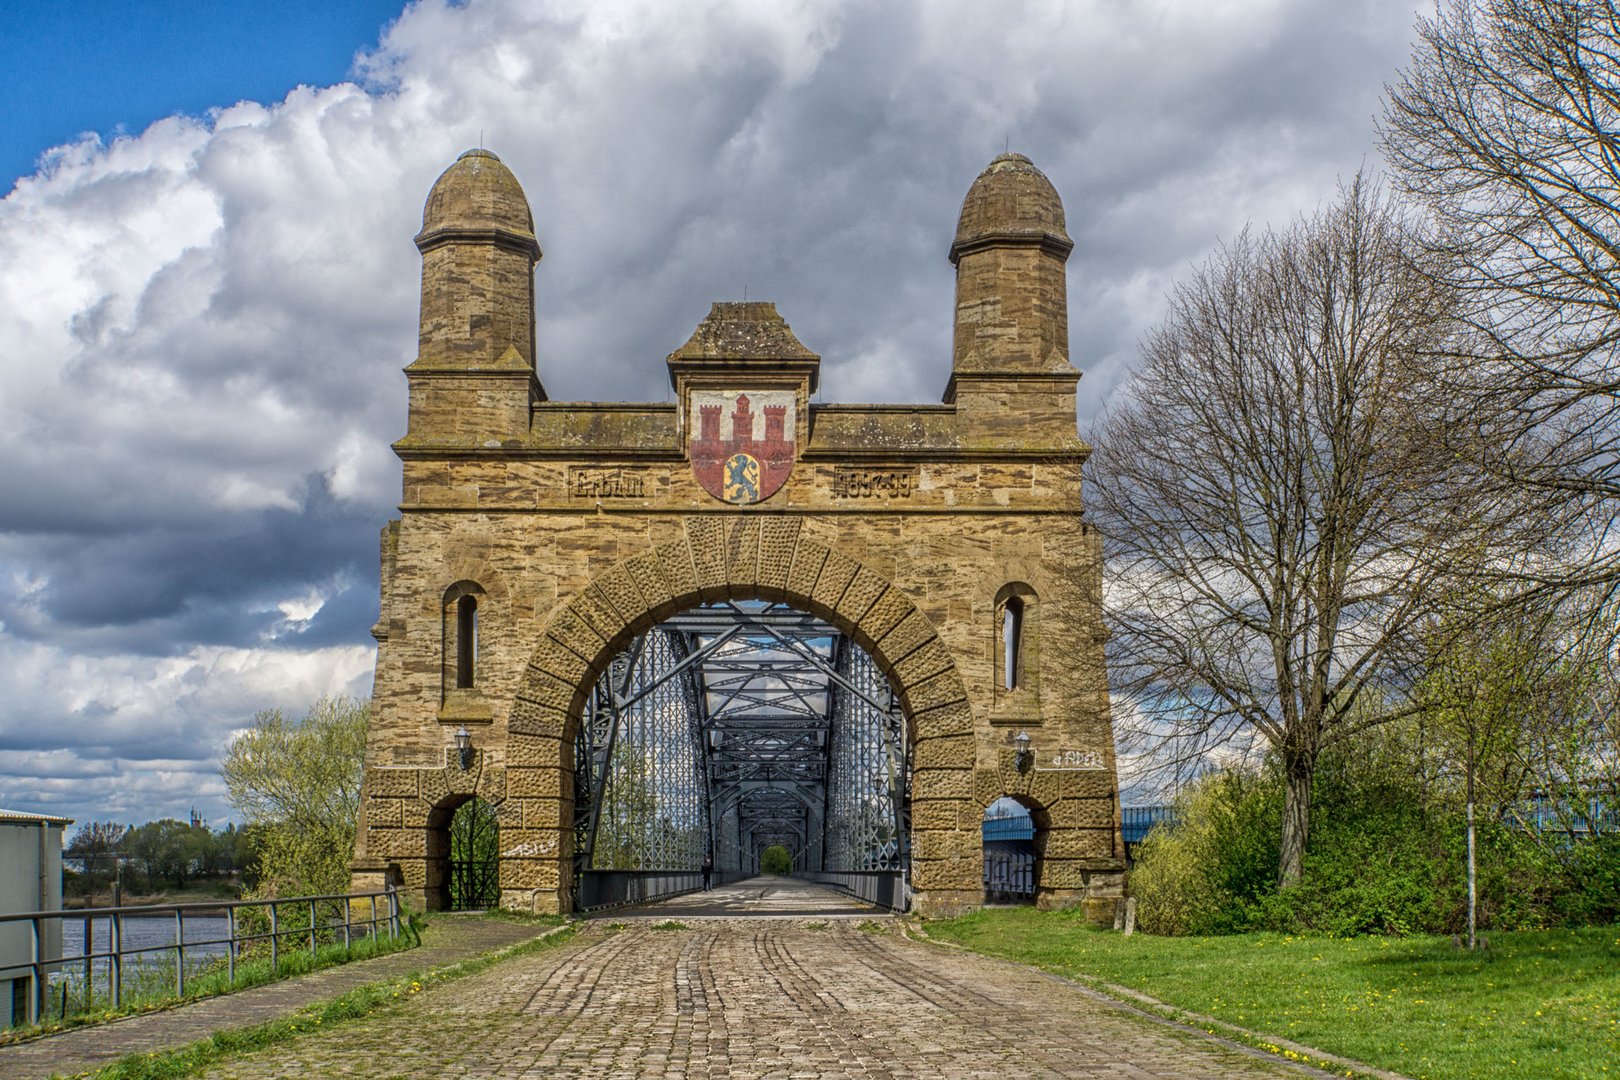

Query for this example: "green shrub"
[1131,769,1277,935]
[1129,734,1619,936]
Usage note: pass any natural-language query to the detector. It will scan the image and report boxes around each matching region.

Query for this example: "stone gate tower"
[351,149,1126,918]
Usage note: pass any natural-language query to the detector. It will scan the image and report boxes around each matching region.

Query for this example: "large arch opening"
[493,520,991,919]
[570,600,913,912]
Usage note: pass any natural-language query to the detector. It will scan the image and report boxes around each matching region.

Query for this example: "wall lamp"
[1013,730,1034,775]
[454,725,474,770]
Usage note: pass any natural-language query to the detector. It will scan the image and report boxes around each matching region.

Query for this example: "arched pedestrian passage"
[982,797,1044,905]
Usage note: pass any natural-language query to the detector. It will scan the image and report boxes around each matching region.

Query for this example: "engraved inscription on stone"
[1047,749,1106,771]
[833,467,916,498]
[569,468,646,498]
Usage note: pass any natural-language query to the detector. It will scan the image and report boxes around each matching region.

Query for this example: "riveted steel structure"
[569,603,909,909]
[351,148,1127,919]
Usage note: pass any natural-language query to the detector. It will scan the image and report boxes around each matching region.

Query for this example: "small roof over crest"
[667,302,821,392]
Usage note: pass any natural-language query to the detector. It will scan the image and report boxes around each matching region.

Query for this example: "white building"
[0,809,72,1029]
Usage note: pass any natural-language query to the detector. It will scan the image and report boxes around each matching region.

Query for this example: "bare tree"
[66,821,129,896]
[1090,178,1536,886]
[1382,0,1620,578]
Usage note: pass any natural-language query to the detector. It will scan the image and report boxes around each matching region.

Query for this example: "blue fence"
[1517,795,1617,836]
[981,814,1035,843]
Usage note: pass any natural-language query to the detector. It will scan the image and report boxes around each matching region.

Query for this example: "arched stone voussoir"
[544,608,608,673]
[569,584,631,647]
[521,662,589,717]
[810,548,860,613]
[593,562,650,626]
[785,539,828,601]
[860,586,915,647]
[835,565,889,627]
[723,517,763,588]
[756,517,802,597]
[683,518,729,598]
[876,609,939,667]
[914,699,974,739]
[626,550,676,613]
[654,540,702,606]
[897,667,969,719]
[509,695,568,739]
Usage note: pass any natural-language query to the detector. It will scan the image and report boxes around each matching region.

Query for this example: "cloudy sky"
[0,0,1424,829]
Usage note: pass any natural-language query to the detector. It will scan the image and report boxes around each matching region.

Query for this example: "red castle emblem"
[690,391,795,504]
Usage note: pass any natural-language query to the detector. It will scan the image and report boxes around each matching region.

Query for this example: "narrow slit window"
[456,595,478,688]
[1002,596,1024,691]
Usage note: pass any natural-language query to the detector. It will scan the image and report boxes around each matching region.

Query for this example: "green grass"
[923,908,1620,1080]
[84,922,577,1080]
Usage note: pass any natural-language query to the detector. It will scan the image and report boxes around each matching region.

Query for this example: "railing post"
[342,896,352,956]
[29,915,42,1026]
[269,902,279,975]
[82,914,92,1011]
[110,905,122,1010]
[309,899,318,964]
[388,886,400,939]
[227,904,236,986]
[175,908,186,999]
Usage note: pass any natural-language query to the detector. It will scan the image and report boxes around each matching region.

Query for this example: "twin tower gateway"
[350,149,1126,918]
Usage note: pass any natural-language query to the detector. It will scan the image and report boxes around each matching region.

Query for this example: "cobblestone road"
[199,904,1334,1078]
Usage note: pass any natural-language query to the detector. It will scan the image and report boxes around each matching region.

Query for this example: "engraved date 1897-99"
[833,467,916,498]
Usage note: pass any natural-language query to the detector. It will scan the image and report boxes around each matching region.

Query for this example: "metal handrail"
[0,887,400,1027]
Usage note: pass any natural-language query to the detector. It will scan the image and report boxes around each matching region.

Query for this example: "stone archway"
[501,517,978,916]
[349,149,1128,925]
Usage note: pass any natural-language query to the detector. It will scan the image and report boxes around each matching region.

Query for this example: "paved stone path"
[0,917,548,1080]
[190,881,1335,1079]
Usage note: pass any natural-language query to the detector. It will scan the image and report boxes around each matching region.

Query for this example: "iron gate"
[448,797,500,910]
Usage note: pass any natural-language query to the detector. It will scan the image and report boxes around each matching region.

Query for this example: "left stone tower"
[408,148,545,443]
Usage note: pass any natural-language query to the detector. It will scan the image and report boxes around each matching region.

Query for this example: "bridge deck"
[601,875,882,919]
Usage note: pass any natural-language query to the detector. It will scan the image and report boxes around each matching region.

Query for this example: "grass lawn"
[924,908,1619,1080]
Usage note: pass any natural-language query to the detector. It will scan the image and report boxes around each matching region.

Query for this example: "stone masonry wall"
[355,404,1125,918]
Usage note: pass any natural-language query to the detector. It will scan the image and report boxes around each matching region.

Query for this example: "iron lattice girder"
[574,602,909,882]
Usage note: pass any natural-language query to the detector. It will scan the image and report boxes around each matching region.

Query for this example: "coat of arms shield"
[690,390,795,504]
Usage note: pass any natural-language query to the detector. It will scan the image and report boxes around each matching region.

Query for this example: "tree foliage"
[221,696,368,896]
[65,821,128,892]
[1091,177,1535,886]
[759,844,792,875]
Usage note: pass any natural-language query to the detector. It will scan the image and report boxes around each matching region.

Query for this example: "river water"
[57,914,233,970]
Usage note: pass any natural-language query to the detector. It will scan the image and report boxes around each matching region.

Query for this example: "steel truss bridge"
[572,602,910,911]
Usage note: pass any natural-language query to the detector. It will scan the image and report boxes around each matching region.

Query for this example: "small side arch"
[424,791,503,911]
[981,793,1050,905]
